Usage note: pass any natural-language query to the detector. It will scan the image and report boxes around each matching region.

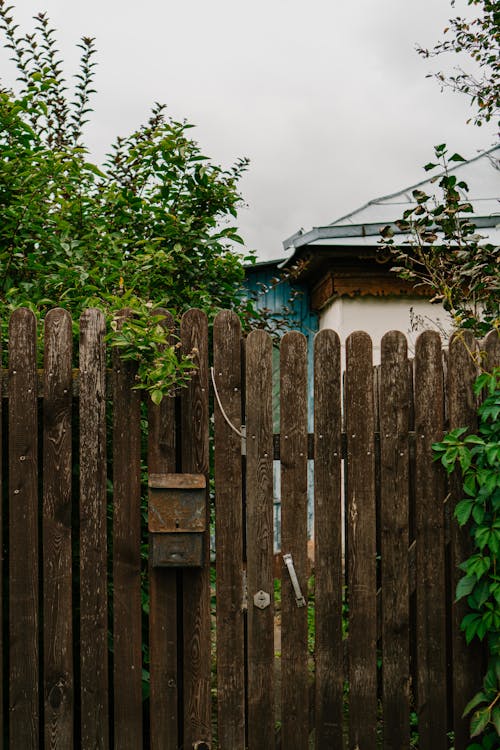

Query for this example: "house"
[279,145,499,362]
[243,145,499,550]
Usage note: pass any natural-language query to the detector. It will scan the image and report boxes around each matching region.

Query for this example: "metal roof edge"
[283,214,499,250]
[328,144,499,226]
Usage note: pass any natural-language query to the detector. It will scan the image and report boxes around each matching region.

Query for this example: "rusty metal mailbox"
[148,473,206,567]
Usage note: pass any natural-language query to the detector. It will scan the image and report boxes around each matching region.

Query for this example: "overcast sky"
[1,1,496,260]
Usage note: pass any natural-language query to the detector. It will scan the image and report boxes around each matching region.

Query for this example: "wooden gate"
[0,307,499,749]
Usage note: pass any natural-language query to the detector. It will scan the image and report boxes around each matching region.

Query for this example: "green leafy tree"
[381,144,499,336]
[417,0,499,126]
[0,4,256,399]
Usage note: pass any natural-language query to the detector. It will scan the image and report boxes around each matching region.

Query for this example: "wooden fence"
[0,307,499,749]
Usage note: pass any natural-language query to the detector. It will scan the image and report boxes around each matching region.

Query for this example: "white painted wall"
[320,296,454,364]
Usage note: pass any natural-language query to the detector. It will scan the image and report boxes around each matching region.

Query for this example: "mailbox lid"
[150,532,204,568]
[148,473,207,533]
[149,473,206,490]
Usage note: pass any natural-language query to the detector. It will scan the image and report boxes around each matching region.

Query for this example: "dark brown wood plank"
[414,330,448,749]
[280,331,308,750]
[313,329,343,749]
[447,331,482,750]
[0,323,3,750]
[180,309,211,749]
[483,329,500,371]
[245,329,275,750]
[379,331,411,750]
[79,308,109,750]
[112,310,143,749]
[9,308,39,749]
[213,310,245,750]
[43,309,74,749]
[147,310,179,750]
[345,331,377,749]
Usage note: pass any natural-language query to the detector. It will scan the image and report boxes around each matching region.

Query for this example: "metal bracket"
[253,590,270,609]
[283,553,306,608]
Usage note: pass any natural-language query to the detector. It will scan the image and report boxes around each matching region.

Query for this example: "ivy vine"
[433,365,500,747]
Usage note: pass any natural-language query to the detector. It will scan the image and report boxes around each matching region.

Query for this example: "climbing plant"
[433,367,500,745]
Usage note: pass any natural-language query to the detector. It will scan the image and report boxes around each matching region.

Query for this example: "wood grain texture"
[43,309,74,749]
[379,331,411,750]
[245,329,275,750]
[112,310,143,749]
[280,331,309,750]
[9,308,39,749]
[345,331,377,750]
[414,331,448,749]
[147,311,179,750]
[483,330,500,372]
[313,329,343,749]
[213,310,245,750]
[448,332,483,750]
[180,309,211,749]
[0,324,2,750]
[79,309,109,750]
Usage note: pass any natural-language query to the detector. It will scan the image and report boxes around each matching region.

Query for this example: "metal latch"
[283,553,306,608]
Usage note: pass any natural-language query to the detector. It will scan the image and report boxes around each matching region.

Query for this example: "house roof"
[282,145,500,258]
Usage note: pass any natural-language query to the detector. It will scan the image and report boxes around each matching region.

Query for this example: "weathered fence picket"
[113,310,143,749]
[379,330,411,750]
[79,309,109,750]
[448,331,482,750]
[414,331,448,749]
[148,310,178,750]
[313,329,343,749]
[43,309,74,749]
[0,327,2,750]
[345,331,378,749]
[180,309,211,749]
[9,308,39,749]
[0,309,496,749]
[213,310,246,750]
[245,329,275,750]
[280,332,308,750]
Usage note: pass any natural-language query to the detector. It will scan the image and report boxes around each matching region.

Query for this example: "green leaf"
[493,705,500,736]
[455,498,474,525]
[463,690,488,717]
[470,707,491,737]
[150,390,163,405]
[456,574,476,600]
[449,152,466,162]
